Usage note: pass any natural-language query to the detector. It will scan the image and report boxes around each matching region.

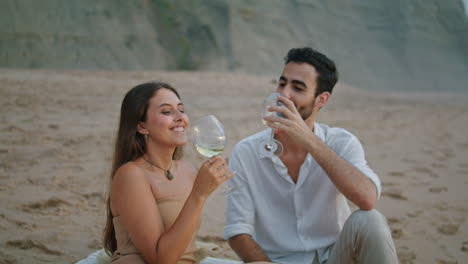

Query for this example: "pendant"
[166,171,174,180]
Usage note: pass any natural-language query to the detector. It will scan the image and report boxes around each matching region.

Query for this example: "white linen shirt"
[224,122,381,264]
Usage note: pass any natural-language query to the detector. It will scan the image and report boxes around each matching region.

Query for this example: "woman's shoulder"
[113,161,147,184]
[110,161,151,216]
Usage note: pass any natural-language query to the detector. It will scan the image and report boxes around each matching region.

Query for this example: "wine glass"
[191,115,240,195]
[258,93,284,157]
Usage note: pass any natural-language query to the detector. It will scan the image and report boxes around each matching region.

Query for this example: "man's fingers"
[263,114,291,126]
[278,95,299,115]
[267,121,287,130]
[268,105,289,115]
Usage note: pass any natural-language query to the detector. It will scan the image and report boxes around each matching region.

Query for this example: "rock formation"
[1,0,467,92]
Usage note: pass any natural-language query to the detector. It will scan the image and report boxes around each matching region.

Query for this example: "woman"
[103,82,234,264]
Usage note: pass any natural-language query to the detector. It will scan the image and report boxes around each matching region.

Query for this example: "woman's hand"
[191,155,235,200]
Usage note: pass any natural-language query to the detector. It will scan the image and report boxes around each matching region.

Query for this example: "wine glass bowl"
[191,115,227,158]
[190,115,240,195]
[261,92,286,125]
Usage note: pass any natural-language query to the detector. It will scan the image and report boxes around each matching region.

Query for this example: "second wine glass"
[191,115,240,195]
[258,92,284,157]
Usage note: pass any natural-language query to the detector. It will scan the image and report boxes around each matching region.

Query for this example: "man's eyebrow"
[291,80,307,88]
[158,102,184,108]
[279,76,307,88]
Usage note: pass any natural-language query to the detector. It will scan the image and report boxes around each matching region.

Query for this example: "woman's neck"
[145,141,176,169]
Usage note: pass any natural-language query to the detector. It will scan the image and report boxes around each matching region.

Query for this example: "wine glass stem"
[269,128,275,143]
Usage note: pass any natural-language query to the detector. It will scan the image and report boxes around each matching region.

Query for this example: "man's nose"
[279,84,293,99]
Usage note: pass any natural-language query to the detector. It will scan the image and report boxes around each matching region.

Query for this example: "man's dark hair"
[284,47,338,96]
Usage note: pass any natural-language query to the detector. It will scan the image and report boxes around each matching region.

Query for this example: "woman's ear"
[137,122,148,135]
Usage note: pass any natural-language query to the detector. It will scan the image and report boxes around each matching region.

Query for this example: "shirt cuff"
[223,223,254,240]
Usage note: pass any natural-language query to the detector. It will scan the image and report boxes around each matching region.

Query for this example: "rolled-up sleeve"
[223,143,256,240]
[339,134,382,199]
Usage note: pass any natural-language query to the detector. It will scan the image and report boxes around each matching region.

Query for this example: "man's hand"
[263,95,315,147]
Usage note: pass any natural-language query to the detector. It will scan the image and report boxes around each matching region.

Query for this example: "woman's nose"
[174,110,184,121]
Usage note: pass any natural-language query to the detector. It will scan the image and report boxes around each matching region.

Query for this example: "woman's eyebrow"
[158,102,184,108]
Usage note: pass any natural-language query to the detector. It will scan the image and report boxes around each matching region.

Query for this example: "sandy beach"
[0,69,467,264]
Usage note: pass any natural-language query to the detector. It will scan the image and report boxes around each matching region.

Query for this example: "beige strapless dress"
[111,197,197,264]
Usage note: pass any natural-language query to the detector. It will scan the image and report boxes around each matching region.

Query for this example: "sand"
[0,69,467,264]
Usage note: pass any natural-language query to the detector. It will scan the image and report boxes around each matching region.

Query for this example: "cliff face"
[0,0,230,70]
[1,0,467,92]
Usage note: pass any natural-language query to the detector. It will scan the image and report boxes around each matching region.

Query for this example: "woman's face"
[139,88,189,147]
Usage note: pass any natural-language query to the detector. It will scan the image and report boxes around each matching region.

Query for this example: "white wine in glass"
[194,143,225,157]
[191,115,240,195]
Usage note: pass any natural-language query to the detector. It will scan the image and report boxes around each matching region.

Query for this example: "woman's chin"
[174,138,189,146]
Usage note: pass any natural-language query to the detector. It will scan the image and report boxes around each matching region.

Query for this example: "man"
[224,47,397,264]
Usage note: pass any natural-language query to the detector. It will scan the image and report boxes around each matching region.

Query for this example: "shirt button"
[298,212,303,217]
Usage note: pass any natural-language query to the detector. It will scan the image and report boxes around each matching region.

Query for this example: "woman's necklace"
[143,155,174,180]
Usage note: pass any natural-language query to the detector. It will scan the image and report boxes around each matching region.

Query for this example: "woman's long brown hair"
[103,82,183,255]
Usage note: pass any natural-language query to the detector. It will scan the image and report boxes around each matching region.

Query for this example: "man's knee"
[343,210,397,263]
[349,209,386,224]
[346,209,390,237]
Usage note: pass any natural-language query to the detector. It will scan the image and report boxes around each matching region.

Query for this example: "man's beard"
[297,99,315,120]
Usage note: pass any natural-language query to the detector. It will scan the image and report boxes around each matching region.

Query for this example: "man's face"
[276,62,319,121]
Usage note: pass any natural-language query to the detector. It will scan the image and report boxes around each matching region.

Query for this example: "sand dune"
[0,69,467,263]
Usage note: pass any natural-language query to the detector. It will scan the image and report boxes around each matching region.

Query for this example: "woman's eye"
[161,111,171,115]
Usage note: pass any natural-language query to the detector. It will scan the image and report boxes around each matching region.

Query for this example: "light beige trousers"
[313,210,398,264]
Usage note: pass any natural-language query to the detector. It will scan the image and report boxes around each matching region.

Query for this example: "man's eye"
[294,86,304,91]
[161,111,171,114]
[278,83,286,87]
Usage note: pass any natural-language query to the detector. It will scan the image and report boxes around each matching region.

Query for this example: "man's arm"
[305,135,377,210]
[229,234,272,263]
[266,96,377,210]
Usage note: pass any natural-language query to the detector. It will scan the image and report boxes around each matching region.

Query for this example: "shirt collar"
[313,122,326,142]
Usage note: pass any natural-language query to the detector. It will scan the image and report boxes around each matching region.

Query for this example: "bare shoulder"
[110,161,153,216]
[113,161,146,185]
